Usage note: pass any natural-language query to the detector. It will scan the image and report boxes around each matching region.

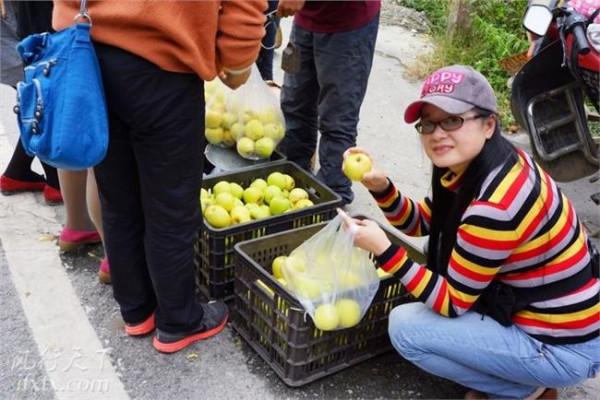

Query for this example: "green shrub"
[399,0,530,125]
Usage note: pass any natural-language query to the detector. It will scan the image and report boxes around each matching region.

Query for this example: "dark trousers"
[279,15,379,204]
[93,44,205,333]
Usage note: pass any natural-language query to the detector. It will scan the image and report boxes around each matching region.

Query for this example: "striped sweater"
[375,150,599,344]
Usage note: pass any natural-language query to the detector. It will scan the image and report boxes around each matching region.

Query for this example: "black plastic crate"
[196,161,342,301]
[203,147,286,176]
[232,219,424,387]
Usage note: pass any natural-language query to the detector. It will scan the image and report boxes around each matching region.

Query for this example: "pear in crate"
[204,205,231,228]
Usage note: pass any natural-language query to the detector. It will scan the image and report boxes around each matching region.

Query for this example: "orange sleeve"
[217,0,266,71]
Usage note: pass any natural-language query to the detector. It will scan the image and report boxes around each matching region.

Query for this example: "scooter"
[511,0,599,182]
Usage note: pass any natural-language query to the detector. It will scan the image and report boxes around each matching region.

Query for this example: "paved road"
[1,20,598,400]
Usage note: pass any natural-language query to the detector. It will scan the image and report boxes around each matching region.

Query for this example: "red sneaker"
[0,175,45,195]
[125,313,156,337]
[153,301,228,354]
[58,227,102,252]
[43,185,63,205]
[98,257,111,284]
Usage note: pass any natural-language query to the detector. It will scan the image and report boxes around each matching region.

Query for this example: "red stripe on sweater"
[377,188,396,205]
[507,203,574,263]
[419,202,431,225]
[499,156,530,206]
[381,247,407,272]
[432,280,447,313]
[503,245,588,281]
[389,198,409,223]
[406,225,419,236]
[405,267,426,292]
[458,228,520,251]
[517,171,555,242]
[472,200,508,211]
[513,313,599,329]
[449,292,472,309]
[449,257,494,283]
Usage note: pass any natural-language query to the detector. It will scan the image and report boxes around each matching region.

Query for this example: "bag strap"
[74,0,92,25]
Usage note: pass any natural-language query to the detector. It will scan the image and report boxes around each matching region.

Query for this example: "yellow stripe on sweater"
[377,190,399,209]
[518,303,600,323]
[488,162,523,203]
[451,251,499,276]
[412,268,433,297]
[461,224,518,242]
[545,235,586,266]
[513,205,569,253]
[447,285,478,306]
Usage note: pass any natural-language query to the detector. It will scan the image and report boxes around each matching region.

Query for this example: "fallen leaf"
[39,234,56,242]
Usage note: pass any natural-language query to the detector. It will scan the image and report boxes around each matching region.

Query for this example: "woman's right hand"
[343,147,389,193]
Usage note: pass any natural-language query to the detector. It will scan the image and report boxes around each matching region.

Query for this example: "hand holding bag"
[13,0,108,170]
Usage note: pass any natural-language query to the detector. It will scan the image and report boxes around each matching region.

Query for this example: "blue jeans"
[388,302,600,399]
[256,0,278,81]
[279,15,379,204]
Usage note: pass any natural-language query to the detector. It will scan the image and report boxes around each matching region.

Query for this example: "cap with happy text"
[404,65,497,123]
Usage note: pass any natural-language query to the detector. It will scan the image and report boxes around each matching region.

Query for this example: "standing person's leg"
[313,16,379,205]
[0,137,62,204]
[1,140,46,193]
[122,55,227,352]
[41,162,61,204]
[93,44,156,329]
[278,24,320,172]
[86,168,110,284]
[1,130,62,205]
[86,169,104,243]
[57,169,101,252]
[133,73,205,333]
[388,302,599,399]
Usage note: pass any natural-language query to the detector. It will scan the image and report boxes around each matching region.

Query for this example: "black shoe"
[152,301,228,354]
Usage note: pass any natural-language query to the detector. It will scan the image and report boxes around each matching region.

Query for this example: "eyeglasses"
[415,115,484,135]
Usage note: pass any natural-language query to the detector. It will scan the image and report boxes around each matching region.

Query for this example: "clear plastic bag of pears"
[204,79,237,148]
[281,215,380,331]
[226,65,286,160]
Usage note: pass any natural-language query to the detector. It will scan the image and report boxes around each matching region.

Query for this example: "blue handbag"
[13,0,108,170]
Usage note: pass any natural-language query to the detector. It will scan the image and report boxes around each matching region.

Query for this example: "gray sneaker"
[152,301,228,354]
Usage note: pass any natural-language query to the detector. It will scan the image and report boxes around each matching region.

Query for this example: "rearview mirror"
[523,5,553,36]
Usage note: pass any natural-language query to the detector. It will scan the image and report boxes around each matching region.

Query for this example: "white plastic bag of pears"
[226,66,285,160]
[204,79,237,148]
[279,215,380,331]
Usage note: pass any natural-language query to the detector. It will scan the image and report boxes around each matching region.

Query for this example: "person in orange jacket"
[53,0,266,354]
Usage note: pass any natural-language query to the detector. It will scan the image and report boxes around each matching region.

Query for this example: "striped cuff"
[375,244,408,273]
[369,178,394,200]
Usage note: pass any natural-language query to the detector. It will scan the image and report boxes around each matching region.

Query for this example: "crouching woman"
[344,65,600,399]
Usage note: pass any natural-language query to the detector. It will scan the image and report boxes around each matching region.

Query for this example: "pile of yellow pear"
[201,172,314,228]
